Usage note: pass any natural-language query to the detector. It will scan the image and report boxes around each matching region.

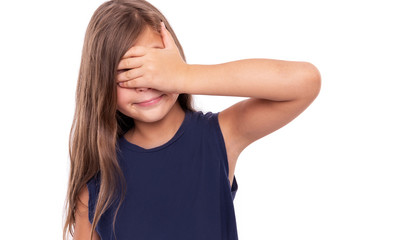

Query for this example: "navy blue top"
[87,110,238,240]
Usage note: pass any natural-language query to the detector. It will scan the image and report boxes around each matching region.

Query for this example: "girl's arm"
[116,22,321,156]
[183,59,320,100]
[182,60,321,156]
[74,185,101,240]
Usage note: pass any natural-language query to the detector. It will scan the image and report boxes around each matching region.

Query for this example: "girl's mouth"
[135,94,164,107]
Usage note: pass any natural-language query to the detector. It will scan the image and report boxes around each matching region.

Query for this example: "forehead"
[133,26,163,48]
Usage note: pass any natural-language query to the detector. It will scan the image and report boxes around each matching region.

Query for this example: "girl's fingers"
[121,46,146,59]
[117,67,144,82]
[117,56,143,70]
[160,21,176,49]
[117,76,143,88]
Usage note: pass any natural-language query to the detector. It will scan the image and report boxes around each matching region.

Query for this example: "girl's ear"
[160,21,176,49]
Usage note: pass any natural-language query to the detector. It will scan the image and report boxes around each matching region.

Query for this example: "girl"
[63,0,321,239]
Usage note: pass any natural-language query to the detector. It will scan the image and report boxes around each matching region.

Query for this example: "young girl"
[63,0,321,239]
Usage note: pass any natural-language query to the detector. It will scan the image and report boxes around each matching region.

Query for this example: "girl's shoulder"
[191,110,223,140]
[192,110,219,123]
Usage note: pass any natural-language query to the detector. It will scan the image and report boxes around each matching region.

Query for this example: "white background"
[1,0,392,239]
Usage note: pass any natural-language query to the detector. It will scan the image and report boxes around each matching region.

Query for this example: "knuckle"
[146,64,154,72]
[125,70,132,79]
[139,45,145,52]
[132,46,141,55]
[138,45,146,52]
[125,58,132,67]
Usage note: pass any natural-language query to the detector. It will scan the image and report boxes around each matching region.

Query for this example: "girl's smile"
[135,94,164,107]
[116,26,181,124]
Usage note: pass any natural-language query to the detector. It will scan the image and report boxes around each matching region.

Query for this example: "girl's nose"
[136,87,150,92]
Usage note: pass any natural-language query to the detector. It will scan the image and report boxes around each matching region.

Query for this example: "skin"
[117,22,321,189]
[116,26,185,149]
[75,21,321,240]
[74,186,100,240]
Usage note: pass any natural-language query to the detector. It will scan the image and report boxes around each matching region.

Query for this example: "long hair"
[63,1,196,239]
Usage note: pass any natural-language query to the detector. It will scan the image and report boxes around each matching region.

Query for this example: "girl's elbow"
[302,62,322,99]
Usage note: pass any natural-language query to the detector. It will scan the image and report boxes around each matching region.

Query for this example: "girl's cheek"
[117,86,135,104]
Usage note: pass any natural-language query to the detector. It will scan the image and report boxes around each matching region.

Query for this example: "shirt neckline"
[119,110,192,153]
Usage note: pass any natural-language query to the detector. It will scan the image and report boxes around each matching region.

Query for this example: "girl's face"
[116,26,180,123]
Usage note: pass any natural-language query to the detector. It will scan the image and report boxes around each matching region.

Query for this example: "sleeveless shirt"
[87,110,239,240]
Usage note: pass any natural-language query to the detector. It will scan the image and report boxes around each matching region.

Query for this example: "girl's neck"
[125,103,185,149]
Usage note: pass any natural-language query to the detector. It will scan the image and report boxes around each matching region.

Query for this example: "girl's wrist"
[177,63,193,94]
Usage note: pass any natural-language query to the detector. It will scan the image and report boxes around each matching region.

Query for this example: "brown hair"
[62,1,196,239]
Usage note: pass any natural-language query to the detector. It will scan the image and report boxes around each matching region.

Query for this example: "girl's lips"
[136,95,164,107]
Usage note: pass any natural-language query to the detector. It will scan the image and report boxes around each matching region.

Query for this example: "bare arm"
[74,185,101,240]
[183,59,320,100]
[115,23,321,156]
[182,59,321,156]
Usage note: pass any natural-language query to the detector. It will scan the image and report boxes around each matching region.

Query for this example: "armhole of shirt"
[86,177,97,224]
[208,111,239,199]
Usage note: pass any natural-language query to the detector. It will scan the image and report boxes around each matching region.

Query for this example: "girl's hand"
[116,22,188,93]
